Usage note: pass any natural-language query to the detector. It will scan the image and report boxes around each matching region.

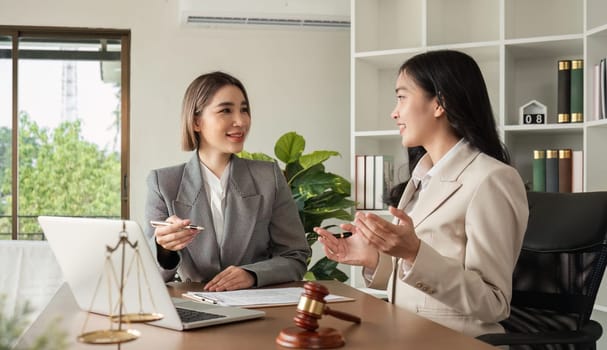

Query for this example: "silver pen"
[150,220,205,231]
[196,295,220,305]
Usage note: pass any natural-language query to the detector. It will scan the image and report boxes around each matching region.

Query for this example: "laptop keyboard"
[176,307,226,323]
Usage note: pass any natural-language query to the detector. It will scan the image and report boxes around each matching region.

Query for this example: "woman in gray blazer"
[315,50,529,337]
[144,72,310,291]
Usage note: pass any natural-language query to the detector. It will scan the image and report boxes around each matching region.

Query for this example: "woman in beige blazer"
[315,50,529,337]
[144,72,310,292]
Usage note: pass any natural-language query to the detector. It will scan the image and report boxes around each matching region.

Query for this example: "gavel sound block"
[276,282,361,349]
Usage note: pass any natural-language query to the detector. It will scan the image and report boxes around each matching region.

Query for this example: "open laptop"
[38,216,265,331]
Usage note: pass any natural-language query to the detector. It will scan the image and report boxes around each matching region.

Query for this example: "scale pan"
[78,329,140,344]
[111,312,164,323]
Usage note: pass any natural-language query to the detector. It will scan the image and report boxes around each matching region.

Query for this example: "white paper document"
[182,287,353,308]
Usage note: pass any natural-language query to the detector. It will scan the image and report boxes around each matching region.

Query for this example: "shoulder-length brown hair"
[181,71,250,151]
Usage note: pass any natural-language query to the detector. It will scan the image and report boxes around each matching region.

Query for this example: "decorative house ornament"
[520,100,547,125]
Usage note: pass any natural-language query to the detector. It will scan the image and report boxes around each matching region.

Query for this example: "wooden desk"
[19,281,497,349]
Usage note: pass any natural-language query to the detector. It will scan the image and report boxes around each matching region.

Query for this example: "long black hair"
[399,50,510,164]
[384,50,510,207]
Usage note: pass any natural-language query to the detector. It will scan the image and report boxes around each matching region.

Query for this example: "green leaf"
[300,211,354,232]
[299,151,340,170]
[274,132,305,164]
[306,232,318,247]
[301,215,325,234]
[306,194,355,211]
[303,271,317,281]
[304,223,338,244]
[292,172,351,200]
[308,257,349,282]
[288,163,324,186]
[328,268,349,282]
[285,161,304,183]
[303,210,353,224]
[236,150,275,162]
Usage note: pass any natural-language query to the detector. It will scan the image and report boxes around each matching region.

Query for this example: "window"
[0,26,130,239]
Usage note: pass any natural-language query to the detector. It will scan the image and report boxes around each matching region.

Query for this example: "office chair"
[477,191,607,350]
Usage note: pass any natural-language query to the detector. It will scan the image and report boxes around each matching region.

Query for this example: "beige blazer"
[367,143,529,337]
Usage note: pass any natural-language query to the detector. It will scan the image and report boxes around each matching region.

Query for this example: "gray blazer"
[144,154,311,287]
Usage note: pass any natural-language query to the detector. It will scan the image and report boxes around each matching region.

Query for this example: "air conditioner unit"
[179,0,350,29]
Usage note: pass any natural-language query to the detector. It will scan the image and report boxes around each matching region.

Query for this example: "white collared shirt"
[200,161,230,246]
[409,138,466,194]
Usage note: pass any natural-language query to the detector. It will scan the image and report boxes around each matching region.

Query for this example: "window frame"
[0,25,131,239]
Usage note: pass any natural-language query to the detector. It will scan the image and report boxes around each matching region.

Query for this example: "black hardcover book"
[558,60,571,123]
[545,149,559,193]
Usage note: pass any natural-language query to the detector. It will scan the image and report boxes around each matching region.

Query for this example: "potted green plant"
[238,131,355,281]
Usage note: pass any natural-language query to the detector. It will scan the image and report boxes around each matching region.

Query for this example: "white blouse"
[200,161,230,246]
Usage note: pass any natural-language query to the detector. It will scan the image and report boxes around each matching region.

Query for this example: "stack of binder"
[532,149,583,193]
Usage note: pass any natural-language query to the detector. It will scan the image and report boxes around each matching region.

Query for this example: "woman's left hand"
[355,206,421,264]
[203,266,255,291]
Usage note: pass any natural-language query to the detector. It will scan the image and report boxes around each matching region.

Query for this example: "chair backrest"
[510,191,607,329]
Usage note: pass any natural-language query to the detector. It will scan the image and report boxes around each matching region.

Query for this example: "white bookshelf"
[349,0,607,322]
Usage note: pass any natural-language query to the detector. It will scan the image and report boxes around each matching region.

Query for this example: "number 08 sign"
[523,113,545,124]
[519,100,547,125]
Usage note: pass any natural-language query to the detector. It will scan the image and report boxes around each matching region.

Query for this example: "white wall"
[0,0,350,227]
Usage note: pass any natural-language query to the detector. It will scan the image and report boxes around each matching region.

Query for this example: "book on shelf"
[355,155,366,209]
[531,149,582,193]
[558,149,572,193]
[545,149,559,193]
[570,60,583,123]
[593,58,607,121]
[593,63,601,121]
[557,60,571,123]
[532,150,546,192]
[364,155,375,210]
[373,155,394,210]
[572,150,583,193]
[354,154,395,210]
[601,58,606,120]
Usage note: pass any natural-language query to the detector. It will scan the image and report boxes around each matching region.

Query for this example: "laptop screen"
[39,216,264,331]
[39,216,188,328]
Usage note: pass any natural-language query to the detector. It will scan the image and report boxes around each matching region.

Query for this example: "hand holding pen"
[314,223,380,270]
[331,231,352,239]
[151,220,205,231]
[152,216,204,252]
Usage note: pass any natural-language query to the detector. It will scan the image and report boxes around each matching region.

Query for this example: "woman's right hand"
[314,224,379,270]
[154,215,200,251]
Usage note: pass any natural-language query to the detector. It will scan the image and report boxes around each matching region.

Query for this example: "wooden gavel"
[276,282,361,348]
[293,282,361,331]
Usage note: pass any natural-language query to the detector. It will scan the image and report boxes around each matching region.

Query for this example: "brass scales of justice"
[77,221,163,344]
